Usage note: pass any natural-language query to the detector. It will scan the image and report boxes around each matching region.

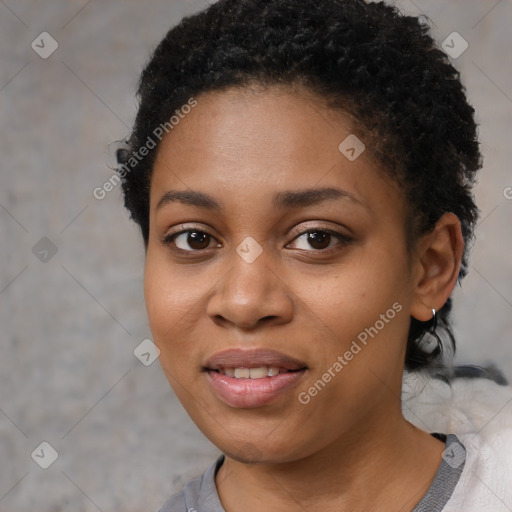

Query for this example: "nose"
[206,244,294,331]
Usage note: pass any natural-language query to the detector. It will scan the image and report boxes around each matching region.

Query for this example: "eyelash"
[161,226,353,256]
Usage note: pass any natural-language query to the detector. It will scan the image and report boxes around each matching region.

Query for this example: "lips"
[203,348,308,408]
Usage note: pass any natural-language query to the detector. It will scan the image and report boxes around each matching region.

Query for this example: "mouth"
[203,348,308,408]
[204,347,308,373]
[208,366,305,378]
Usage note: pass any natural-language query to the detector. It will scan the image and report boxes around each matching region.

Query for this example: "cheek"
[303,254,407,340]
[143,261,204,406]
[144,249,199,329]
[143,253,200,367]
[298,251,410,390]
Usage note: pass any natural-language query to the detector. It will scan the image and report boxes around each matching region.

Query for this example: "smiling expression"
[143,84,421,463]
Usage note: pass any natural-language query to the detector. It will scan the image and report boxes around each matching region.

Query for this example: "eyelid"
[161,223,215,240]
[288,221,351,239]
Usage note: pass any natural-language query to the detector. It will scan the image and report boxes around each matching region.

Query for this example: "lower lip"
[206,369,307,408]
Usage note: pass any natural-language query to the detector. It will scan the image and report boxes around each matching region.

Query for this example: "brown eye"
[288,229,352,253]
[305,231,331,250]
[164,230,216,252]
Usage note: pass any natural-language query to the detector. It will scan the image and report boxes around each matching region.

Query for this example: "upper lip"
[204,348,308,371]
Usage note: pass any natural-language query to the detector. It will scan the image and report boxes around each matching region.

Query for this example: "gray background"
[1,0,511,510]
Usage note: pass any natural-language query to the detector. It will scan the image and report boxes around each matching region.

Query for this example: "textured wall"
[1,1,511,510]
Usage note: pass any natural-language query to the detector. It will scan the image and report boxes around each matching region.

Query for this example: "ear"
[410,213,464,322]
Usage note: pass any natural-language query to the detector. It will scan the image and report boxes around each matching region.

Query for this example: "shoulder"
[157,455,225,512]
[403,368,512,511]
[442,430,512,511]
[157,490,187,512]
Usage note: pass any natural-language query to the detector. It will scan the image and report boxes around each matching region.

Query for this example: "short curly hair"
[116,0,482,372]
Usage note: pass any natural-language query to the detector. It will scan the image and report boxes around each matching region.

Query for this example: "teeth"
[249,367,267,379]
[220,366,284,378]
[234,368,250,378]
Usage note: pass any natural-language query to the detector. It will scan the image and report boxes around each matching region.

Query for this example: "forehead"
[149,85,403,218]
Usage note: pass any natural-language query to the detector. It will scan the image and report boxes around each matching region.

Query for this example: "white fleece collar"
[401,370,512,436]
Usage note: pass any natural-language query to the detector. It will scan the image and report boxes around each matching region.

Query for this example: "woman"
[115,0,512,510]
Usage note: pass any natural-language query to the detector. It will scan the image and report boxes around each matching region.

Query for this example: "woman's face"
[144,85,419,463]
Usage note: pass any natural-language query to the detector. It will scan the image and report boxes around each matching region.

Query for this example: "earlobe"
[410,213,464,322]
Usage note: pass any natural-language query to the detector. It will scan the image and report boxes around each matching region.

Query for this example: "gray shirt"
[158,433,466,512]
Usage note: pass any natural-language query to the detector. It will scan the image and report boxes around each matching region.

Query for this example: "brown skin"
[144,85,464,511]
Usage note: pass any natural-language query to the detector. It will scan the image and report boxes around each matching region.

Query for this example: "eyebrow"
[155,186,367,212]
